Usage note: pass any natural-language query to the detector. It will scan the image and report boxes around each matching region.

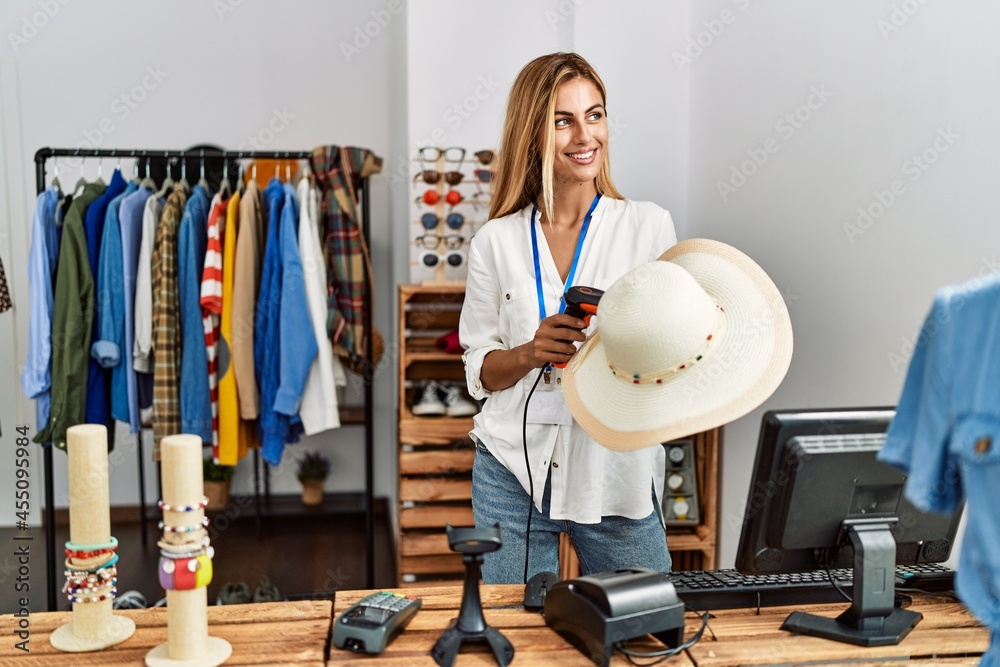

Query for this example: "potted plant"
[203,458,235,511]
[297,450,330,506]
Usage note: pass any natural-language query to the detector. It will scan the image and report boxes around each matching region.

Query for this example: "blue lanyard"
[531,194,601,321]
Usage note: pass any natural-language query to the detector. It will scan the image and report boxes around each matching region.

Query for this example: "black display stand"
[33,146,377,610]
[431,526,514,667]
[781,519,923,646]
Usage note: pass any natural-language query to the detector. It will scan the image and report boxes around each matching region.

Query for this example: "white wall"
[0,0,404,518]
[686,0,996,566]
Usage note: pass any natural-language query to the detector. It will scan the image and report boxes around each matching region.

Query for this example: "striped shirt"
[200,195,227,461]
[151,188,188,459]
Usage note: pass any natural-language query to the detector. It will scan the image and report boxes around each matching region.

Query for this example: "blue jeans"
[471,440,671,584]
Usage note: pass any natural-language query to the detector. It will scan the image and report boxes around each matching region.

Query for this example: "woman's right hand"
[522,313,588,368]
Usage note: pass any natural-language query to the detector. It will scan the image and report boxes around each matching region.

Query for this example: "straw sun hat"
[562,239,793,451]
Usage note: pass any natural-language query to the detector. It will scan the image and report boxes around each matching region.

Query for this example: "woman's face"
[547,77,608,188]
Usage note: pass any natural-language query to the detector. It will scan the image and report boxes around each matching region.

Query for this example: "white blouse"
[459,197,678,524]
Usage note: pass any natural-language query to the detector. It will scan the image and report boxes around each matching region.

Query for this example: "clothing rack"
[33,146,377,610]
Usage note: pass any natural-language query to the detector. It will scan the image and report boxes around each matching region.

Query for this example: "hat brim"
[563,239,793,451]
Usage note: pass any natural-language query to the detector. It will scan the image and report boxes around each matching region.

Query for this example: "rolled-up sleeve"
[459,237,505,400]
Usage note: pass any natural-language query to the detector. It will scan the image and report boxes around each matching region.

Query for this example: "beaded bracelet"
[64,545,116,559]
[157,496,209,513]
[64,536,118,552]
[63,565,117,585]
[64,577,117,596]
[67,587,118,604]
[158,517,210,533]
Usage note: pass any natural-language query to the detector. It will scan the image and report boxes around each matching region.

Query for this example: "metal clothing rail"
[33,146,377,610]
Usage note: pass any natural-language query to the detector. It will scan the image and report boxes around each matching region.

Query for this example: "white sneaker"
[412,380,446,416]
[443,384,478,417]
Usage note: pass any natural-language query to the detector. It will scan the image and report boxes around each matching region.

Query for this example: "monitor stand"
[781,518,923,647]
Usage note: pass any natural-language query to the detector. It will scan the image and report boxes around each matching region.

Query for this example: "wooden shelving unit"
[397,284,473,586]
[396,284,721,587]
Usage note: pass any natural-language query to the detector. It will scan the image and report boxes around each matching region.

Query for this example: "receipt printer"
[543,568,685,667]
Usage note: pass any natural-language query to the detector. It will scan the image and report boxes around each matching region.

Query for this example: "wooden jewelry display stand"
[50,424,136,651]
[146,434,232,667]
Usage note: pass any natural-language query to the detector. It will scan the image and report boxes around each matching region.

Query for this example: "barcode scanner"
[552,286,604,369]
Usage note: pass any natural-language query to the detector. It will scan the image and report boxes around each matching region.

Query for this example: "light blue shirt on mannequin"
[879,272,1000,667]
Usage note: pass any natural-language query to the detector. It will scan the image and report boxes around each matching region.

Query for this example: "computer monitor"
[734,407,964,647]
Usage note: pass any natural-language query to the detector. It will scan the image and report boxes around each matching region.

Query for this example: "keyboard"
[670,563,955,611]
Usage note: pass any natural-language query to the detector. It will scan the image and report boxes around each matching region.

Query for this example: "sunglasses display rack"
[411,146,494,284]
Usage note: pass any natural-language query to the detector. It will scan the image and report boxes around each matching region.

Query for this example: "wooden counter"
[331,585,988,666]
[0,600,331,666]
[1,586,986,665]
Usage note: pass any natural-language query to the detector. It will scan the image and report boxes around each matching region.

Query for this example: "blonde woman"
[459,52,678,583]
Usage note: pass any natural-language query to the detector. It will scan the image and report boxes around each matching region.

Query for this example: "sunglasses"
[420,212,464,230]
[420,249,466,269]
[414,169,464,186]
[415,233,465,250]
[416,189,463,206]
[473,168,492,183]
[474,150,494,165]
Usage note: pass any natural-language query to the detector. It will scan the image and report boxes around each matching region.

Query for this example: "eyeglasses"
[474,150,494,165]
[469,191,491,213]
[415,233,465,250]
[419,147,466,164]
[420,249,466,268]
[473,169,492,183]
[421,212,465,230]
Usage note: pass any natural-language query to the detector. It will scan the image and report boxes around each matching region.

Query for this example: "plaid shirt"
[151,189,188,459]
[308,146,382,369]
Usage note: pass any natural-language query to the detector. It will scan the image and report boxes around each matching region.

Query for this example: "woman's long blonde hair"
[489,52,623,223]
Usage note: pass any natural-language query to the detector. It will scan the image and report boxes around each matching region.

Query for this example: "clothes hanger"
[236,159,246,196]
[131,150,141,186]
[197,149,212,194]
[140,151,157,190]
[95,157,106,186]
[51,160,62,192]
[177,154,191,195]
[152,152,176,200]
[71,151,88,196]
[218,157,232,200]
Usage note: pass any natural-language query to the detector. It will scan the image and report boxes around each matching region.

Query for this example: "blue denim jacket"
[256,179,293,465]
[93,182,137,425]
[879,272,1000,665]
[177,185,212,441]
[20,187,60,441]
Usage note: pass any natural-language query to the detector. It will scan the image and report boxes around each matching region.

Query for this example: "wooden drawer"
[400,504,474,529]
[399,477,472,503]
[399,448,474,476]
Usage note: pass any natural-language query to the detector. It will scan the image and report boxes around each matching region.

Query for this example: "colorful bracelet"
[64,545,116,559]
[64,536,118,552]
[158,517,210,533]
[159,553,213,591]
[67,587,117,604]
[63,566,117,585]
[65,552,119,573]
[158,496,209,513]
[64,577,117,596]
